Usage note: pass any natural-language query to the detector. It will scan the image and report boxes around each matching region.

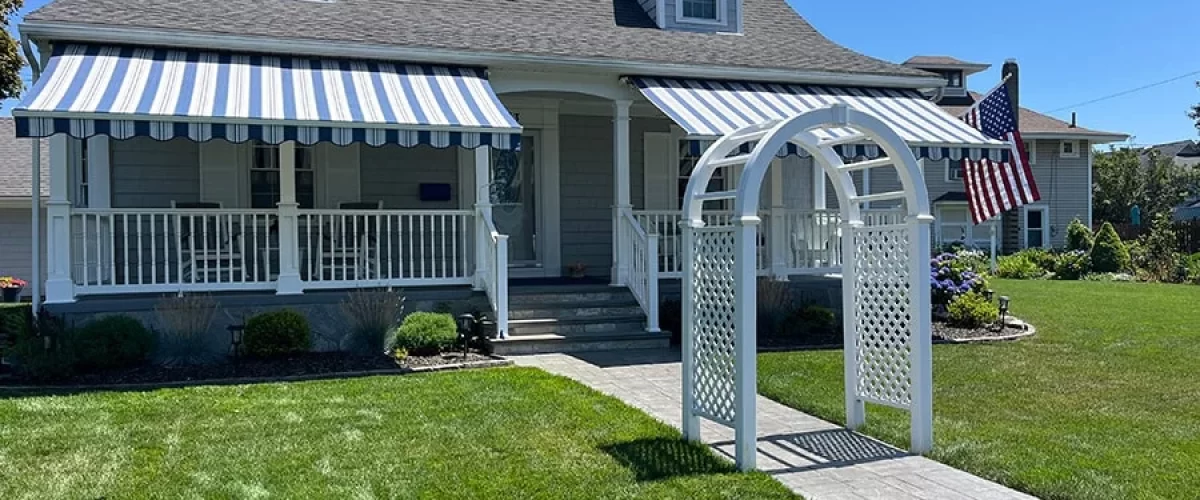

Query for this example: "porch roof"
[13,44,522,149]
[629,76,1012,161]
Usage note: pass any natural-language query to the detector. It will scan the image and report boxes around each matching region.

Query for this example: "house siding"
[359,145,460,210]
[661,0,739,33]
[110,137,200,208]
[0,208,46,296]
[560,114,615,277]
[1020,140,1090,248]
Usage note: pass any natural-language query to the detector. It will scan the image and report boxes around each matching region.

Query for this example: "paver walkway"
[513,349,1036,500]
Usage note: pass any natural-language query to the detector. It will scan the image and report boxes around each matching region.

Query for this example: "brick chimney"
[1001,58,1020,130]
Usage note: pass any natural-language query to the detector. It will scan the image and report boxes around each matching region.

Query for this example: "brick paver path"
[513,349,1036,500]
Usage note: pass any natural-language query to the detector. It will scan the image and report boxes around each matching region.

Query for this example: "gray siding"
[1023,140,1090,248]
[111,137,200,208]
[662,0,740,33]
[360,145,460,210]
[0,208,45,296]
[780,156,814,210]
[631,117,673,209]
[560,114,615,277]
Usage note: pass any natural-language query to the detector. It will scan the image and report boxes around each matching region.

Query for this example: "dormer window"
[941,71,963,88]
[680,0,722,22]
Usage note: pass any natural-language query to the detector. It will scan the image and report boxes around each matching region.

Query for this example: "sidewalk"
[513,349,1036,500]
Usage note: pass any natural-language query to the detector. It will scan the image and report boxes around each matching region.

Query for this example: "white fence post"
[646,234,660,332]
[680,220,701,441]
[275,141,303,295]
[842,219,866,429]
[733,215,759,472]
[910,215,936,453]
[495,235,509,339]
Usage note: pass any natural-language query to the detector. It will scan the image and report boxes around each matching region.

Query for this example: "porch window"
[681,0,720,20]
[250,143,315,209]
[76,139,89,207]
[946,159,965,182]
[678,140,725,209]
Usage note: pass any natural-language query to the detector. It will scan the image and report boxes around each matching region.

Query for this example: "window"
[678,140,725,209]
[940,71,963,88]
[1060,140,1079,158]
[946,159,965,182]
[1024,206,1049,248]
[76,140,90,207]
[936,204,997,249]
[249,143,315,209]
[680,0,720,21]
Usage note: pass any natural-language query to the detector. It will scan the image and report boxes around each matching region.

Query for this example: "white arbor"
[680,104,934,471]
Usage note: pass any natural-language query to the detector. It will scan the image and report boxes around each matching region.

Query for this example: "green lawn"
[759,279,1200,500]
[0,368,794,499]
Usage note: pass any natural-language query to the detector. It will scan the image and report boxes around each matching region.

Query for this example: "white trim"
[23,21,947,89]
[1023,132,1129,143]
[1027,139,1037,165]
[676,0,727,25]
[1021,204,1050,249]
[655,0,667,28]
[1059,140,1080,158]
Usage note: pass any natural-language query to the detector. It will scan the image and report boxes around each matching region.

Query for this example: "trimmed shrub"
[930,252,988,305]
[996,254,1043,279]
[1090,222,1131,273]
[1054,250,1091,280]
[788,304,838,341]
[946,291,999,328]
[244,310,312,357]
[73,314,155,371]
[389,312,457,356]
[9,310,77,381]
[1065,219,1094,252]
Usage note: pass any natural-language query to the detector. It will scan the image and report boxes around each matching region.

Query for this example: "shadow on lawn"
[601,437,738,481]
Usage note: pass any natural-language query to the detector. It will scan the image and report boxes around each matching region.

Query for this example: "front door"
[491,133,541,271]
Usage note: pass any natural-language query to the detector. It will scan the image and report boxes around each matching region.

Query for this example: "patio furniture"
[317,201,383,280]
[172,201,244,283]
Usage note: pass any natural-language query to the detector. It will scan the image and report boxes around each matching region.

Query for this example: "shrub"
[946,291,999,328]
[757,279,797,338]
[1054,250,1091,280]
[0,303,32,358]
[930,252,988,305]
[787,304,838,341]
[9,310,77,381]
[1135,214,1183,282]
[996,254,1043,279]
[244,310,312,357]
[1090,222,1131,273]
[1015,247,1058,273]
[389,312,457,356]
[1065,219,1094,252]
[341,289,406,355]
[73,315,156,371]
[154,294,220,366]
[1187,253,1200,285]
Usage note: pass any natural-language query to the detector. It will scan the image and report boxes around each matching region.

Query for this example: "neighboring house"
[12,0,1010,349]
[1139,140,1200,221]
[900,56,1128,251]
[0,119,47,296]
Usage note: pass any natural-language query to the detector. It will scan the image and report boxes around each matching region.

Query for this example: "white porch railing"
[477,206,509,338]
[297,210,474,288]
[617,208,660,332]
[71,208,280,294]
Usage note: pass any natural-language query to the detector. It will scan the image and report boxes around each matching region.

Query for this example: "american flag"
[959,84,1040,224]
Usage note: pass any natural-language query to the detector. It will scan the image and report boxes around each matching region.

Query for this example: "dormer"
[638,0,744,34]
[903,56,991,99]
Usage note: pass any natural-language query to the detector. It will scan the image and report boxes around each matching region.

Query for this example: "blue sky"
[3,0,1197,146]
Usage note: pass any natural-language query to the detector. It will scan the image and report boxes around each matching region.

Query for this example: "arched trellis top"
[679,104,934,472]
[685,139,1012,162]
[12,43,522,150]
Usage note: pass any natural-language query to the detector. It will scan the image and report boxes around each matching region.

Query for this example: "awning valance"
[629,76,1010,161]
[14,44,522,149]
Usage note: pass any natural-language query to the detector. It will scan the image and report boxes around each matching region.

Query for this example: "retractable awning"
[14,44,521,149]
[628,76,1010,161]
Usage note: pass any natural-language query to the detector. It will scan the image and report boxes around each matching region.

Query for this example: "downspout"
[22,34,42,315]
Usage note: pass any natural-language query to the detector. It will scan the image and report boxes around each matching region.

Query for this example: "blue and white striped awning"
[14,44,522,149]
[629,76,1010,161]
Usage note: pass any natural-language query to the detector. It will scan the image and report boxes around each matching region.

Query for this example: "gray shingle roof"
[903,56,986,67]
[0,119,48,200]
[25,0,933,78]
[941,92,1128,141]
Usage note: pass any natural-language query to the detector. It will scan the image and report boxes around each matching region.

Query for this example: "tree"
[1090,222,1131,273]
[1093,147,1196,224]
[1192,82,1200,134]
[0,0,25,106]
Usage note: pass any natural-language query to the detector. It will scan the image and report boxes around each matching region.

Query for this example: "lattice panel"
[851,225,913,408]
[689,226,738,426]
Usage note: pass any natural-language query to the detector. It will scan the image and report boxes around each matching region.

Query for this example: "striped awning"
[14,44,522,149]
[629,76,1010,161]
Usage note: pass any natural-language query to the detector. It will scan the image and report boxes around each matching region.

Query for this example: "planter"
[1,287,22,303]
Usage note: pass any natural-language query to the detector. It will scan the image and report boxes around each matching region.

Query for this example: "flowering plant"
[930,252,988,305]
[0,276,27,289]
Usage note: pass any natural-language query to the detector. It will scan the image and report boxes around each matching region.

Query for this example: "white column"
[909,214,936,453]
[86,136,112,209]
[474,147,491,290]
[769,159,788,280]
[733,214,760,472]
[841,219,865,428]
[611,99,632,284]
[275,141,303,295]
[44,136,74,303]
[812,159,827,210]
[31,139,42,312]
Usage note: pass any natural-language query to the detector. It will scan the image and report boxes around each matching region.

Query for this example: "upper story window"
[250,143,316,209]
[680,0,721,22]
[940,71,963,88]
[1060,140,1079,159]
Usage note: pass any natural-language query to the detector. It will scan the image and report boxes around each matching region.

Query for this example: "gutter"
[1022,132,1130,144]
[20,21,946,90]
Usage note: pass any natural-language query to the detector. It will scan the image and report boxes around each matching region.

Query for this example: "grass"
[758,279,1200,500]
[0,367,795,499]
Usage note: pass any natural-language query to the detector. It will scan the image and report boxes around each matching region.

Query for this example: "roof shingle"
[0,119,48,199]
[941,92,1127,140]
[24,0,933,78]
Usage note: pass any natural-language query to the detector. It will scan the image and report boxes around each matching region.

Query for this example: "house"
[1145,140,1200,220]
[0,119,47,296]
[12,0,1010,351]
[900,56,1129,251]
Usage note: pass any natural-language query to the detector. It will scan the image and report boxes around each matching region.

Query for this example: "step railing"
[618,208,660,332]
[477,206,509,338]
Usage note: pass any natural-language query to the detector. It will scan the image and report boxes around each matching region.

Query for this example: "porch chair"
[317,201,384,281]
[172,201,244,283]
[790,215,840,268]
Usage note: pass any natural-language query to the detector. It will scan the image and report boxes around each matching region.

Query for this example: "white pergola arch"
[680,104,934,471]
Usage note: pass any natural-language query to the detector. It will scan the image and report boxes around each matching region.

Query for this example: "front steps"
[489,284,671,355]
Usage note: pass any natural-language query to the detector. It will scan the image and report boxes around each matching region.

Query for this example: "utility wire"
[1046,68,1200,114]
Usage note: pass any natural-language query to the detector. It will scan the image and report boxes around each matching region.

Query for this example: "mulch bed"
[0,351,503,388]
[933,318,1034,343]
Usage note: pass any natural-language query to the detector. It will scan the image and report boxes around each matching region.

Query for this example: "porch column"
[611,99,632,284]
[30,139,41,312]
[275,141,304,295]
[769,159,788,280]
[812,158,827,210]
[44,136,74,303]
[473,146,491,290]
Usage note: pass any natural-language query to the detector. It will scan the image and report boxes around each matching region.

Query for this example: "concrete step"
[508,301,645,320]
[509,289,634,305]
[509,284,620,295]
[490,330,671,355]
[507,315,647,336]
